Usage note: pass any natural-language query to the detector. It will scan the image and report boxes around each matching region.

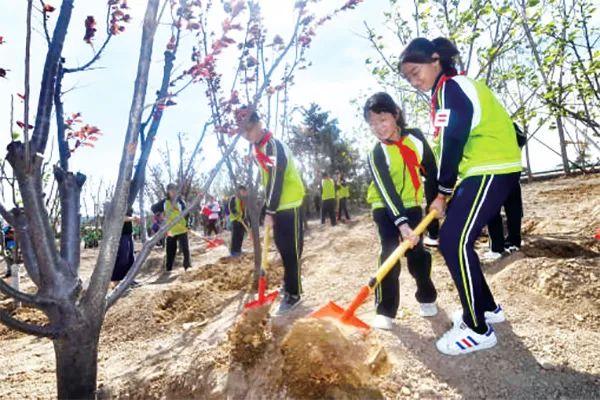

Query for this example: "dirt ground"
[0,174,599,399]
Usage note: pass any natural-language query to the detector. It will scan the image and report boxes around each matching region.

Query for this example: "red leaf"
[43,3,56,12]
[17,93,25,100]
[84,16,97,43]
[0,36,5,45]
[16,121,34,129]
[0,68,7,78]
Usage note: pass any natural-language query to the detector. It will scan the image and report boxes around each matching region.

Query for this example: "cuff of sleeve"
[394,216,408,227]
[438,184,454,196]
[266,209,276,215]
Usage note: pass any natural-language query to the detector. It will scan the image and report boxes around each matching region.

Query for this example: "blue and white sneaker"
[436,321,497,355]
[452,305,506,326]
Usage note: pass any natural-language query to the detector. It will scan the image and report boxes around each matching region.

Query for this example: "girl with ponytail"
[399,37,522,355]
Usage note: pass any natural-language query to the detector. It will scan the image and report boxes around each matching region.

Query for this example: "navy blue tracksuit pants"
[439,173,520,333]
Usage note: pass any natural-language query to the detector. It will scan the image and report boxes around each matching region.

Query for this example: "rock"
[539,359,554,370]
[573,314,584,322]
[401,386,411,396]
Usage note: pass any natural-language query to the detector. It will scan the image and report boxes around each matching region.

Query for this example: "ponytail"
[399,37,460,75]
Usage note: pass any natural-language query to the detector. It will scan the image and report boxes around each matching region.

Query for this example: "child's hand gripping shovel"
[244,223,279,309]
[310,210,438,332]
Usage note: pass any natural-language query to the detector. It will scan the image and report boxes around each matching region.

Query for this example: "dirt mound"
[280,318,390,398]
[227,305,272,367]
[0,305,48,340]
[102,282,224,342]
[495,256,600,329]
[522,237,600,258]
[182,260,253,292]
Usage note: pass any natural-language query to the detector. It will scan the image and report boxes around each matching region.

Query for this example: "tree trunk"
[555,116,571,174]
[53,325,101,399]
[248,198,262,289]
[139,178,147,244]
[524,134,533,181]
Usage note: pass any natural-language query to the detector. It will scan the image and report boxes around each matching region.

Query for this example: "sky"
[0,0,593,207]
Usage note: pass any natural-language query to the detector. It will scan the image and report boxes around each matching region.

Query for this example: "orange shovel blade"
[310,301,371,331]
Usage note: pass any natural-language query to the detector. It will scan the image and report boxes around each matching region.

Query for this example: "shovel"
[244,224,279,309]
[189,230,225,248]
[310,210,438,332]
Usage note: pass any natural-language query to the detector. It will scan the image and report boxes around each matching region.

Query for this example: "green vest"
[366,136,425,210]
[165,200,187,236]
[230,196,244,222]
[338,185,349,199]
[321,178,336,200]
[260,142,305,211]
[434,76,522,178]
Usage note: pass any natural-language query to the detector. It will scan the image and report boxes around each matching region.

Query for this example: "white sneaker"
[452,305,506,326]
[481,250,503,261]
[436,321,497,355]
[423,236,439,247]
[371,314,394,330]
[419,302,438,317]
[505,245,520,253]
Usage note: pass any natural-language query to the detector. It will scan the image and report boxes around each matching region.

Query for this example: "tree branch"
[0,308,59,338]
[30,0,75,155]
[83,0,161,314]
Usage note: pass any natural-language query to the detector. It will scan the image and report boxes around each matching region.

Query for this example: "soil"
[0,174,599,399]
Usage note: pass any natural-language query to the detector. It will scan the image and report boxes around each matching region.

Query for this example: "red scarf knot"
[253,131,274,172]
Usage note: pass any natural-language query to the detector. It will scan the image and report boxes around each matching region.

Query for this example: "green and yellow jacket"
[254,133,305,214]
[367,129,438,226]
[431,74,522,195]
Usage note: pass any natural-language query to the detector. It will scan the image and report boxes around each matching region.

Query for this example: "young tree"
[0,1,160,397]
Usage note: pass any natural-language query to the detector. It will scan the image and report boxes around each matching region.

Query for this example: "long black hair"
[399,37,460,75]
[363,92,406,130]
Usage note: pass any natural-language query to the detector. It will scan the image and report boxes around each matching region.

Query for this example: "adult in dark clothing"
[313,193,321,217]
[485,123,526,259]
[111,208,139,284]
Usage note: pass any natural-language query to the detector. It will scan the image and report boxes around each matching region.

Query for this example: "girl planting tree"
[399,37,522,355]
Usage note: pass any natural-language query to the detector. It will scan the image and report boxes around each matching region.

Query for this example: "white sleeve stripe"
[369,150,400,216]
[266,139,277,207]
[450,75,481,131]
[437,82,446,183]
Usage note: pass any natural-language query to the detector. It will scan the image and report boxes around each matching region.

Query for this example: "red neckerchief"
[253,131,273,172]
[430,72,465,138]
[388,135,422,202]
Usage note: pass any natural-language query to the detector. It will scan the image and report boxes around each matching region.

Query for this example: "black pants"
[487,182,523,252]
[321,199,336,226]
[425,198,440,240]
[373,207,437,318]
[440,173,520,333]
[206,219,219,236]
[273,207,304,296]
[230,220,245,255]
[166,233,191,271]
[337,198,350,221]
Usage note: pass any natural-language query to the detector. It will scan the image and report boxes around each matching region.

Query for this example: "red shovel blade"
[205,237,225,249]
[244,290,279,309]
[244,276,279,309]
